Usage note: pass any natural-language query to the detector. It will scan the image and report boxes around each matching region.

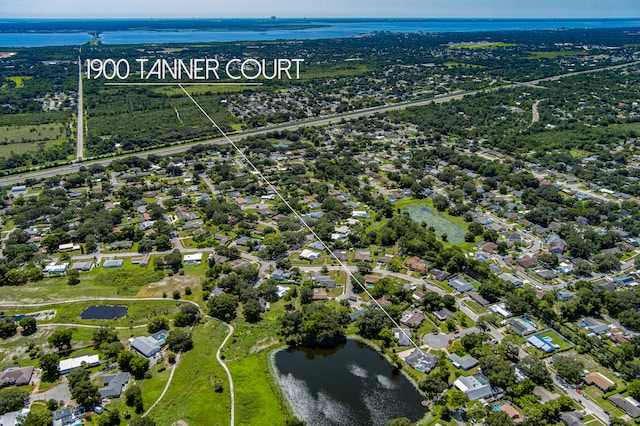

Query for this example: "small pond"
[275,340,426,425]
[79,305,128,320]
[405,204,467,244]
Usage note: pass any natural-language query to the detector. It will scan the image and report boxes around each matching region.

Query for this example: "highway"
[77,57,84,160]
[1,60,639,188]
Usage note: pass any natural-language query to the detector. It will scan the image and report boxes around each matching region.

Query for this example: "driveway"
[423,326,479,349]
[32,381,71,404]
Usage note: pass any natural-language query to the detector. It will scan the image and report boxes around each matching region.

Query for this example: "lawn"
[145,319,231,426]
[526,50,587,59]
[536,329,574,352]
[0,140,62,157]
[464,300,487,314]
[450,42,517,49]
[224,303,296,425]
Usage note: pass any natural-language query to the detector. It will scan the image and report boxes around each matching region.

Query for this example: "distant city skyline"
[2,0,639,19]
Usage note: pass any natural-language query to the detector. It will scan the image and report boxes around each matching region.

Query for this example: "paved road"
[77,57,84,160]
[551,374,609,424]
[216,321,235,426]
[423,327,479,349]
[2,60,638,188]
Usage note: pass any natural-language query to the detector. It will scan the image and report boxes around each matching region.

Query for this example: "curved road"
[216,321,235,426]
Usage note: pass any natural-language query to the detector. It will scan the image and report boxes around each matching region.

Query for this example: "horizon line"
[2,16,639,20]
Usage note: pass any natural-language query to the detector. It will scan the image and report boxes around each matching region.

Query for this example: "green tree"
[243,298,264,323]
[0,388,28,415]
[0,318,17,339]
[17,410,53,426]
[485,410,513,426]
[628,379,640,400]
[67,269,80,285]
[138,238,154,253]
[117,350,136,372]
[71,380,100,408]
[125,384,144,414]
[208,293,239,321]
[166,249,183,270]
[355,309,392,339]
[166,329,193,353]
[554,355,584,384]
[39,353,60,381]
[93,325,119,347]
[154,234,172,251]
[19,316,37,336]
[48,328,73,351]
[147,317,169,334]
[129,357,149,379]
[518,355,551,386]
[174,303,200,327]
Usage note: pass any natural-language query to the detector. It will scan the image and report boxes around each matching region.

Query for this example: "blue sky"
[2,0,639,19]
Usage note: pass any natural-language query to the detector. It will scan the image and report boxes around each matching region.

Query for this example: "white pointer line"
[105,82,263,86]
[177,83,425,354]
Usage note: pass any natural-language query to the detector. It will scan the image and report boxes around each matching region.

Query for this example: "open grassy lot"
[526,50,587,59]
[0,123,66,144]
[224,302,295,425]
[145,319,231,426]
[449,42,517,49]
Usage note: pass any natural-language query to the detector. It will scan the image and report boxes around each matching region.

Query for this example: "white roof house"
[183,253,203,264]
[58,354,100,374]
[453,374,492,401]
[300,249,320,260]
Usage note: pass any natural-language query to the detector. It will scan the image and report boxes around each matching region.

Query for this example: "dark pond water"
[275,339,426,425]
[79,305,128,320]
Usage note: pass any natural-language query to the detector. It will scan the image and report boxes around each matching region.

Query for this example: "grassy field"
[225,302,296,425]
[526,50,587,59]
[6,76,31,88]
[145,319,231,426]
[464,300,487,314]
[449,42,517,49]
[0,123,66,144]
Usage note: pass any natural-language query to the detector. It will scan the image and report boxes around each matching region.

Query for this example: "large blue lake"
[1,18,640,47]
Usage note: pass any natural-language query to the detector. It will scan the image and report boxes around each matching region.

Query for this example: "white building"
[300,249,320,261]
[183,253,203,265]
[59,354,100,374]
[453,374,493,401]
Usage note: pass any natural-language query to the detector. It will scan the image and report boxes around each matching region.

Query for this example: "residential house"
[453,374,492,400]
[300,249,320,261]
[99,372,130,398]
[405,256,429,272]
[353,250,372,263]
[404,349,439,373]
[449,276,474,293]
[103,259,124,268]
[311,287,328,301]
[130,336,161,358]
[581,317,609,335]
[510,317,537,336]
[490,303,513,318]
[498,272,523,287]
[448,354,479,371]
[608,394,640,419]
[0,366,33,388]
[584,372,615,392]
[433,307,456,322]
[392,327,412,346]
[500,404,523,424]
[515,256,538,268]
[557,291,576,302]
[430,268,451,281]
[59,354,100,374]
[400,310,426,328]
[467,291,491,307]
[183,253,203,265]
